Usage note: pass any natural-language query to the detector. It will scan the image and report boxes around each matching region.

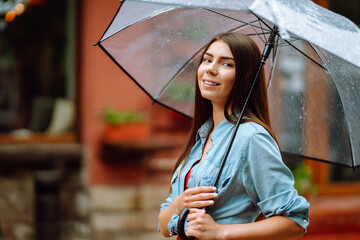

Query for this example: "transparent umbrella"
[95,0,360,169]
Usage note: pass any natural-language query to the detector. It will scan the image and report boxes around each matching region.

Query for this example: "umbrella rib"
[247,32,271,38]
[204,8,271,32]
[273,35,279,62]
[277,37,301,46]
[258,19,267,43]
[97,3,181,43]
[347,128,356,169]
[267,35,280,88]
[283,39,326,70]
[282,152,358,169]
[252,12,273,31]
[249,20,266,44]
[307,42,333,68]
[253,13,274,44]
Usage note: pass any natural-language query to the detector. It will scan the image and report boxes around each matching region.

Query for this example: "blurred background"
[0,0,359,239]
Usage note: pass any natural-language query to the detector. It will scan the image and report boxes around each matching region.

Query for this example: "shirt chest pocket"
[199,174,233,196]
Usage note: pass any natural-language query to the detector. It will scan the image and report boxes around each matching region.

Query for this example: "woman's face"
[197,40,236,107]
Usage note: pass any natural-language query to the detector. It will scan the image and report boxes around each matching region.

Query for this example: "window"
[0,0,77,143]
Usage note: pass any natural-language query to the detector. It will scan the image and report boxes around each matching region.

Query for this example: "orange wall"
[79,0,152,185]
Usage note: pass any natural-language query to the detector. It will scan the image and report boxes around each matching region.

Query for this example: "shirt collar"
[195,112,250,142]
[196,118,213,142]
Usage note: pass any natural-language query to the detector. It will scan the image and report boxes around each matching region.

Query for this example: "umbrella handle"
[178,208,196,240]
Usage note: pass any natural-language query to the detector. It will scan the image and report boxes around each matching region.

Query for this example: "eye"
[203,58,212,63]
[223,62,233,67]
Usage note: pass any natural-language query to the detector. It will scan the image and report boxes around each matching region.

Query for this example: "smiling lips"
[203,80,220,86]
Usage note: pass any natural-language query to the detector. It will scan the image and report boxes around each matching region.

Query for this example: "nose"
[205,62,218,75]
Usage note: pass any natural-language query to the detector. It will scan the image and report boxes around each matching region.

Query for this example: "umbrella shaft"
[211,26,278,188]
[262,26,278,64]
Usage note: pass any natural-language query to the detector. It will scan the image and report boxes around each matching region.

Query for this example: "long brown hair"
[173,32,276,174]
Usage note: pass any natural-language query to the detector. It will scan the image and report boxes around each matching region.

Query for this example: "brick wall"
[0,143,86,240]
[0,171,35,240]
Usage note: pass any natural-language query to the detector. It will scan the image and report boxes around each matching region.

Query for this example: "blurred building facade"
[0,0,359,239]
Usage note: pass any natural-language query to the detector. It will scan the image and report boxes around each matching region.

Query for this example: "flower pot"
[104,122,150,141]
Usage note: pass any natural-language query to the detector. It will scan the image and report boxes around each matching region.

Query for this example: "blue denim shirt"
[160,117,310,235]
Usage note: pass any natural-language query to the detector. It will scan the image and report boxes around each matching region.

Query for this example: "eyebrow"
[204,52,235,61]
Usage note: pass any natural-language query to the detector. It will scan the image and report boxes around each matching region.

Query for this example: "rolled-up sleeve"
[243,131,310,230]
[160,171,180,235]
[160,195,179,235]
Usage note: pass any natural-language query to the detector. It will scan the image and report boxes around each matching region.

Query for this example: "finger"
[189,208,206,214]
[187,213,199,221]
[185,230,196,239]
[188,208,205,220]
[184,199,215,209]
[186,186,217,195]
[185,192,218,203]
[183,191,217,208]
[187,217,200,230]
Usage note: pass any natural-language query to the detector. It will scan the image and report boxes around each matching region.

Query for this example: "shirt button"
[303,219,307,223]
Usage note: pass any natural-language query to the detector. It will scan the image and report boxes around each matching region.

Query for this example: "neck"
[211,103,227,129]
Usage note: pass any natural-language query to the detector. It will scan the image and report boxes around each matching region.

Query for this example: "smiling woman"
[158,32,310,240]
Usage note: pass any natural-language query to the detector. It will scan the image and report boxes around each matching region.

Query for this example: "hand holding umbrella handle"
[178,208,196,240]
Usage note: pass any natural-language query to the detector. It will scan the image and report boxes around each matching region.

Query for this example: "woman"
[158,32,309,240]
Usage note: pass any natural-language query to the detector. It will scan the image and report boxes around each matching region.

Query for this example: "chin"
[200,92,214,101]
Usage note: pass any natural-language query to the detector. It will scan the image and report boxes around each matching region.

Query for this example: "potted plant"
[293,162,318,199]
[102,107,150,141]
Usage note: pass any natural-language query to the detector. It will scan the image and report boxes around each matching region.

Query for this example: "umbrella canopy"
[95,0,360,168]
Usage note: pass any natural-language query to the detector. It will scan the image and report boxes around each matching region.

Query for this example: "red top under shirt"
[184,165,193,189]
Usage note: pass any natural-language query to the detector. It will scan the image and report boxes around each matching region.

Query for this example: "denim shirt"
[160,117,310,235]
